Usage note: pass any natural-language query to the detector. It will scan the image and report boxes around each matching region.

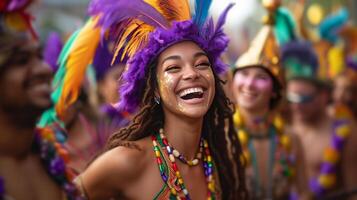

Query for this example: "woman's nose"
[182,65,200,80]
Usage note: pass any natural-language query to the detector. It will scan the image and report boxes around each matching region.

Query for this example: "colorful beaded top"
[309,105,353,197]
[152,129,216,200]
[233,110,296,199]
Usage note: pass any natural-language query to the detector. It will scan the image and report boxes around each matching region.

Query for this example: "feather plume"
[38,30,80,128]
[193,0,212,28]
[55,18,101,119]
[318,8,348,44]
[144,0,191,22]
[213,3,234,37]
[274,7,296,45]
[89,0,170,62]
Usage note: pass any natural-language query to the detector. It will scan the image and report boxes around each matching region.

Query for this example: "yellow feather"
[144,0,191,21]
[113,21,154,63]
[56,18,101,119]
[113,0,191,63]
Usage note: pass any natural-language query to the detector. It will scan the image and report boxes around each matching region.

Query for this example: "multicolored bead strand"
[309,107,352,197]
[152,130,216,199]
[159,129,203,167]
[234,110,296,179]
[202,140,216,199]
[35,126,84,200]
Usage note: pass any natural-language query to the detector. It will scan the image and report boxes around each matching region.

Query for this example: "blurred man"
[0,1,82,199]
[282,41,357,199]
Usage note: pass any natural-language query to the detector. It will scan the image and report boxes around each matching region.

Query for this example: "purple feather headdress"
[89,0,234,112]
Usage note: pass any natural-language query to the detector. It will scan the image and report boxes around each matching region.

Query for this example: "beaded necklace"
[152,130,216,200]
[309,105,352,197]
[233,110,296,197]
[0,125,83,200]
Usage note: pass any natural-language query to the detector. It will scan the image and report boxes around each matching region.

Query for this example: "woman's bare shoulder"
[79,137,153,199]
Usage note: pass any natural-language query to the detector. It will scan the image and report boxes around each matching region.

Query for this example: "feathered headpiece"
[281,40,319,81]
[87,0,234,112]
[0,0,37,39]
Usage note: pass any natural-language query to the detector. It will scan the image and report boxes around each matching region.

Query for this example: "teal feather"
[273,7,296,45]
[318,8,348,44]
[37,30,81,128]
[193,0,212,28]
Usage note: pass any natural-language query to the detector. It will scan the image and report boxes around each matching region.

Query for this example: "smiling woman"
[156,42,215,120]
[71,0,248,199]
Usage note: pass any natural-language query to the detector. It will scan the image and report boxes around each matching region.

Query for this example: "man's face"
[287,79,326,121]
[0,43,53,117]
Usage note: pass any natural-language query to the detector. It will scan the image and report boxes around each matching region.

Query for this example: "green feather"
[37,30,81,128]
[274,7,296,45]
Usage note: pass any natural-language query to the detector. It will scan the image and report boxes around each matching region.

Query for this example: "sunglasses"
[287,92,316,104]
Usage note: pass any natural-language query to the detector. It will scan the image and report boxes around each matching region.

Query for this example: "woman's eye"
[257,75,269,80]
[238,70,249,76]
[196,62,210,69]
[166,65,180,72]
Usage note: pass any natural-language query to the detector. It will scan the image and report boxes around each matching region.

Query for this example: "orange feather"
[56,18,101,119]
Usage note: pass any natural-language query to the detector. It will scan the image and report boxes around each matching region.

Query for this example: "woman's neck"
[163,114,203,160]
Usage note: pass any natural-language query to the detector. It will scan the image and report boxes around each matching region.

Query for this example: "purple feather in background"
[43,32,63,72]
[5,0,31,12]
[92,38,122,80]
[346,56,357,72]
[88,0,169,38]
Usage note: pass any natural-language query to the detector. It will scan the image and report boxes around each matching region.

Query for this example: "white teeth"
[179,87,203,97]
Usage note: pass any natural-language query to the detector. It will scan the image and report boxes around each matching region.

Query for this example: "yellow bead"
[273,116,284,130]
[318,174,336,188]
[207,156,212,162]
[155,151,160,157]
[336,125,351,138]
[208,182,215,191]
[280,135,291,150]
[238,130,248,145]
[178,178,184,184]
[170,188,177,195]
[176,171,181,178]
[323,148,340,163]
[233,111,242,126]
[240,151,251,166]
